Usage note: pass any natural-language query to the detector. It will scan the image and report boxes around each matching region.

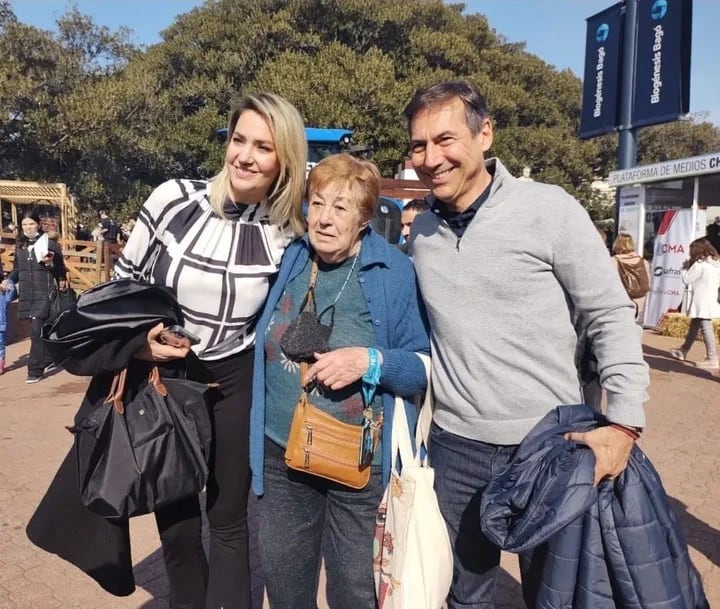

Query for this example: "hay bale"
[656,312,720,343]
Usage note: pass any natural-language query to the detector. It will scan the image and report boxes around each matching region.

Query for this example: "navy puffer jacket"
[479,404,708,609]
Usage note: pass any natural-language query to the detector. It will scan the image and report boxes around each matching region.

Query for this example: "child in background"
[0,269,17,375]
[670,238,720,370]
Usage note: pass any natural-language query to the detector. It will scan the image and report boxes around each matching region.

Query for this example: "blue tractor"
[216,126,402,244]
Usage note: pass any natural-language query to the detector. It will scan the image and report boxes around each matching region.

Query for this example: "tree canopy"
[1,0,719,224]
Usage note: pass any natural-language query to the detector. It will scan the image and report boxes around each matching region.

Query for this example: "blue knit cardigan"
[250,229,431,495]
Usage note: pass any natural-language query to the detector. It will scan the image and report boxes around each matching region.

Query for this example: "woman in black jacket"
[0,210,66,383]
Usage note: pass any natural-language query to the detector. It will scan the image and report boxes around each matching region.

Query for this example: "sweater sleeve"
[552,196,648,428]
[377,265,431,398]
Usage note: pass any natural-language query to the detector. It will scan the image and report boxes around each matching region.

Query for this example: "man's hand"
[564,426,635,485]
[134,322,190,362]
[305,347,380,391]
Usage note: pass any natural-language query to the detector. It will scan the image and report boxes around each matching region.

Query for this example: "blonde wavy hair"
[209,92,307,236]
[612,232,637,255]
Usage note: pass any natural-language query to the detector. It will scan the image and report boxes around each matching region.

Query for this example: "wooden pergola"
[0,180,77,241]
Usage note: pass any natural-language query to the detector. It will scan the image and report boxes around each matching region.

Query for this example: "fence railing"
[0,234,122,293]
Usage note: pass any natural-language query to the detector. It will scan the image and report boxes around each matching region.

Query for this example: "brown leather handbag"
[284,363,372,489]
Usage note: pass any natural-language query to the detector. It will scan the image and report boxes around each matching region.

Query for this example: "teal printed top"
[264,254,382,464]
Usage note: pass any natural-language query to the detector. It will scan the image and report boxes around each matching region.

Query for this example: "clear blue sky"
[8,0,719,126]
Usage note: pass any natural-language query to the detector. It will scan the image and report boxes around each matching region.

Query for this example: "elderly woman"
[250,153,430,609]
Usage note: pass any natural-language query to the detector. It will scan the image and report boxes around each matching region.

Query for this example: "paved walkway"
[0,331,718,609]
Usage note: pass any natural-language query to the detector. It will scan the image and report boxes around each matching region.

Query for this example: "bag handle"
[415,354,433,461]
[391,393,416,472]
[297,257,321,315]
[104,366,166,414]
[391,353,433,472]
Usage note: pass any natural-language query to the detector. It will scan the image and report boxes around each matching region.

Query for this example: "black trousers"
[155,348,254,609]
[28,316,53,377]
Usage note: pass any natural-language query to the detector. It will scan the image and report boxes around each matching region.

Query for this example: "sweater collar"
[425,157,518,214]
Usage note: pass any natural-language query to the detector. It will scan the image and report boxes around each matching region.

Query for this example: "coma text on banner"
[579,2,624,139]
[643,209,693,328]
[631,0,692,128]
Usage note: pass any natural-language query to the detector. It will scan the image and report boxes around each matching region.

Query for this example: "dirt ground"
[0,331,718,609]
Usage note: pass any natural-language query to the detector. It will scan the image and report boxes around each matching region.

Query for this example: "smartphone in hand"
[158,325,201,348]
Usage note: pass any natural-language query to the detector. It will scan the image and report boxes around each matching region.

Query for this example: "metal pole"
[614,0,639,237]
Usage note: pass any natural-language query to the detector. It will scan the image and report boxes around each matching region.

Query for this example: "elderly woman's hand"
[305,347,383,391]
[134,322,191,362]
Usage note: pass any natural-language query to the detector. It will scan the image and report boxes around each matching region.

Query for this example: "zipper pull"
[456,236,462,251]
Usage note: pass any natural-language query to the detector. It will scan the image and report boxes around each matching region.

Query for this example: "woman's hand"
[305,347,382,391]
[134,322,191,362]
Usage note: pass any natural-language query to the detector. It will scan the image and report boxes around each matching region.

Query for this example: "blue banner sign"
[631,0,692,128]
[579,2,624,139]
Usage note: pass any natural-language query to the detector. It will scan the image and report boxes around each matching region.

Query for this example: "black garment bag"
[42,278,184,375]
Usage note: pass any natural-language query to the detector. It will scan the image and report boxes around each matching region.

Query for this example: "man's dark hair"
[403,80,489,136]
[403,199,430,213]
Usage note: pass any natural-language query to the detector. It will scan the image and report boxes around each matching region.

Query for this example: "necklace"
[326,253,359,306]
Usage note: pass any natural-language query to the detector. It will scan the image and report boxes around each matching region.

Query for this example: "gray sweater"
[410,159,648,445]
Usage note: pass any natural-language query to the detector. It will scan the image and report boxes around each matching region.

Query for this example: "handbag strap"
[105,369,128,415]
[392,394,417,471]
[391,353,433,472]
[297,257,321,315]
[415,354,433,459]
[104,366,167,414]
[299,361,310,397]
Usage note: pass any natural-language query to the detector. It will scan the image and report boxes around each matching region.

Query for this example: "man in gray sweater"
[405,80,649,608]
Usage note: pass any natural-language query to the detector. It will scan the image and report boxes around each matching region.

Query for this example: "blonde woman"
[611,232,651,322]
[115,92,307,609]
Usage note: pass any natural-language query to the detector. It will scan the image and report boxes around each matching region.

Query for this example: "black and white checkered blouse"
[115,179,294,361]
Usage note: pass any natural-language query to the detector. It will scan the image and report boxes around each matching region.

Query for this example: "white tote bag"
[373,356,453,609]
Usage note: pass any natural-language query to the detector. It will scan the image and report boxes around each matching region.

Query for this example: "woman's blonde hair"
[307,153,380,222]
[209,92,307,236]
[612,232,636,255]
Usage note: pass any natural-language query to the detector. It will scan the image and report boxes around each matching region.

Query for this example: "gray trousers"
[681,318,718,359]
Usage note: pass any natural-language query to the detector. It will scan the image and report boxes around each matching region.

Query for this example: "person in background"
[401,198,430,242]
[404,79,648,609]
[610,232,651,322]
[75,223,92,241]
[115,92,308,609]
[1,210,66,383]
[669,237,720,371]
[90,222,105,242]
[99,210,119,244]
[250,153,430,609]
[0,260,17,375]
[1,221,17,244]
[119,218,136,244]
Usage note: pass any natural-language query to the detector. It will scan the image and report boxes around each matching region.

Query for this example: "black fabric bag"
[279,259,334,361]
[68,364,212,520]
[48,283,78,323]
[42,278,184,375]
[279,301,334,361]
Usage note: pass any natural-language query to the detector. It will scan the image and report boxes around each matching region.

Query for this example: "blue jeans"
[257,438,383,609]
[429,422,540,609]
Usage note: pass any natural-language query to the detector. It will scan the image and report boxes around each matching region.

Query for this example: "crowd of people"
[7,80,716,609]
